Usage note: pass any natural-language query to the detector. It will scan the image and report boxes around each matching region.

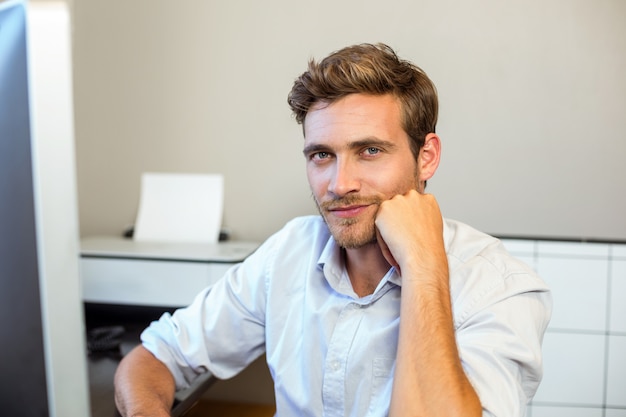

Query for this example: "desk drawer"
[80,258,233,307]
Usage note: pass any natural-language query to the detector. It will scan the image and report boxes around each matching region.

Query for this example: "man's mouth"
[319,196,383,220]
[327,204,371,218]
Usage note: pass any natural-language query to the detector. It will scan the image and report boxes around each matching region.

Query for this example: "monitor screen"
[0,0,90,415]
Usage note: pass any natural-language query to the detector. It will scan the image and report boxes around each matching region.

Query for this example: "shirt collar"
[317,235,401,299]
[317,236,345,288]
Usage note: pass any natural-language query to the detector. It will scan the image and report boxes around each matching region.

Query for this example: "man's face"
[303,93,422,249]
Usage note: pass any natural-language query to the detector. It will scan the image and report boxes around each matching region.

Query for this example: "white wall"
[72,0,626,242]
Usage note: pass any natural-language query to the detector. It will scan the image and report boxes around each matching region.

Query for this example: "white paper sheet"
[133,173,224,243]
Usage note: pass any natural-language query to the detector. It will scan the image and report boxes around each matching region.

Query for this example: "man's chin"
[327,223,377,249]
[338,238,378,250]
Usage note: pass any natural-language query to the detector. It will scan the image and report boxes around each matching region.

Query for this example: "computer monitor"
[0,0,91,415]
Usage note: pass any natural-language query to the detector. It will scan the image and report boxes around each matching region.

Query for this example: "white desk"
[80,237,259,307]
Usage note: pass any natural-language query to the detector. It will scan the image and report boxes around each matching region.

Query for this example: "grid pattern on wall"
[499,238,626,417]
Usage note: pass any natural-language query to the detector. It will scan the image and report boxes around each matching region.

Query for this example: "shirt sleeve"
[140,235,275,390]
[455,274,552,417]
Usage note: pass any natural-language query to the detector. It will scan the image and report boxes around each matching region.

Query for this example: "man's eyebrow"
[348,138,397,151]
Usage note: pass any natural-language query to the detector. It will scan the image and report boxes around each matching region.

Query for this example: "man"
[114,43,552,417]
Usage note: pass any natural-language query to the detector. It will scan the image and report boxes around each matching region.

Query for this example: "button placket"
[322,302,364,417]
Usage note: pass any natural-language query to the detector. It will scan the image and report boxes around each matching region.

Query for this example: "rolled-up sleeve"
[140,236,275,389]
[455,273,552,417]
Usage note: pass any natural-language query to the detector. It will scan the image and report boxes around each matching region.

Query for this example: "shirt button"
[330,360,341,371]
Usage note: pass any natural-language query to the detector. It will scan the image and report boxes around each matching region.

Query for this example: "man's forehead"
[303,94,404,142]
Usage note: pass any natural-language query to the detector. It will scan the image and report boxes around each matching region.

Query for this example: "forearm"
[389,261,481,417]
[114,345,176,417]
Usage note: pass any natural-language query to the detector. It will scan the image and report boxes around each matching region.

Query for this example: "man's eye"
[364,147,380,155]
[313,152,330,160]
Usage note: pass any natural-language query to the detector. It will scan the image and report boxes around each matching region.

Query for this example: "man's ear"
[418,133,441,182]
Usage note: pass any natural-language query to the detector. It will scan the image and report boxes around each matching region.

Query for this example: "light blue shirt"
[142,216,551,417]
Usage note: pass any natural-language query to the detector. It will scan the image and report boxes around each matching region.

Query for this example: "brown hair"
[287,43,438,158]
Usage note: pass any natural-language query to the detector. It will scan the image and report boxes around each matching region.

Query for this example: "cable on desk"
[87,325,125,354]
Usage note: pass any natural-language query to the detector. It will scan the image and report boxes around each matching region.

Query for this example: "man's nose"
[328,158,360,197]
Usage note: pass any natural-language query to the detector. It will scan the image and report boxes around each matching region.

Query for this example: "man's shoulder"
[444,217,535,273]
[284,214,326,228]
[443,218,501,261]
[264,215,331,252]
[444,219,551,333]
[280,215,328,237]
[250,215,331,277]
[444,218,549,310]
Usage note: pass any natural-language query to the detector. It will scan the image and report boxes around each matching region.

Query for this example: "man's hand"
[374,189,446,276]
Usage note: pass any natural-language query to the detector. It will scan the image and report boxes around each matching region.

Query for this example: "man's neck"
[344,242,392,297]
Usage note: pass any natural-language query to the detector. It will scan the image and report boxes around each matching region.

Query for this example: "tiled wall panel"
[529,405,603,417]
[534,332,605,405]
[610,260,626,333]
[536,247,609,332]
[605,410,626,417]
[606,335,626,407]
[501,238,626,414]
